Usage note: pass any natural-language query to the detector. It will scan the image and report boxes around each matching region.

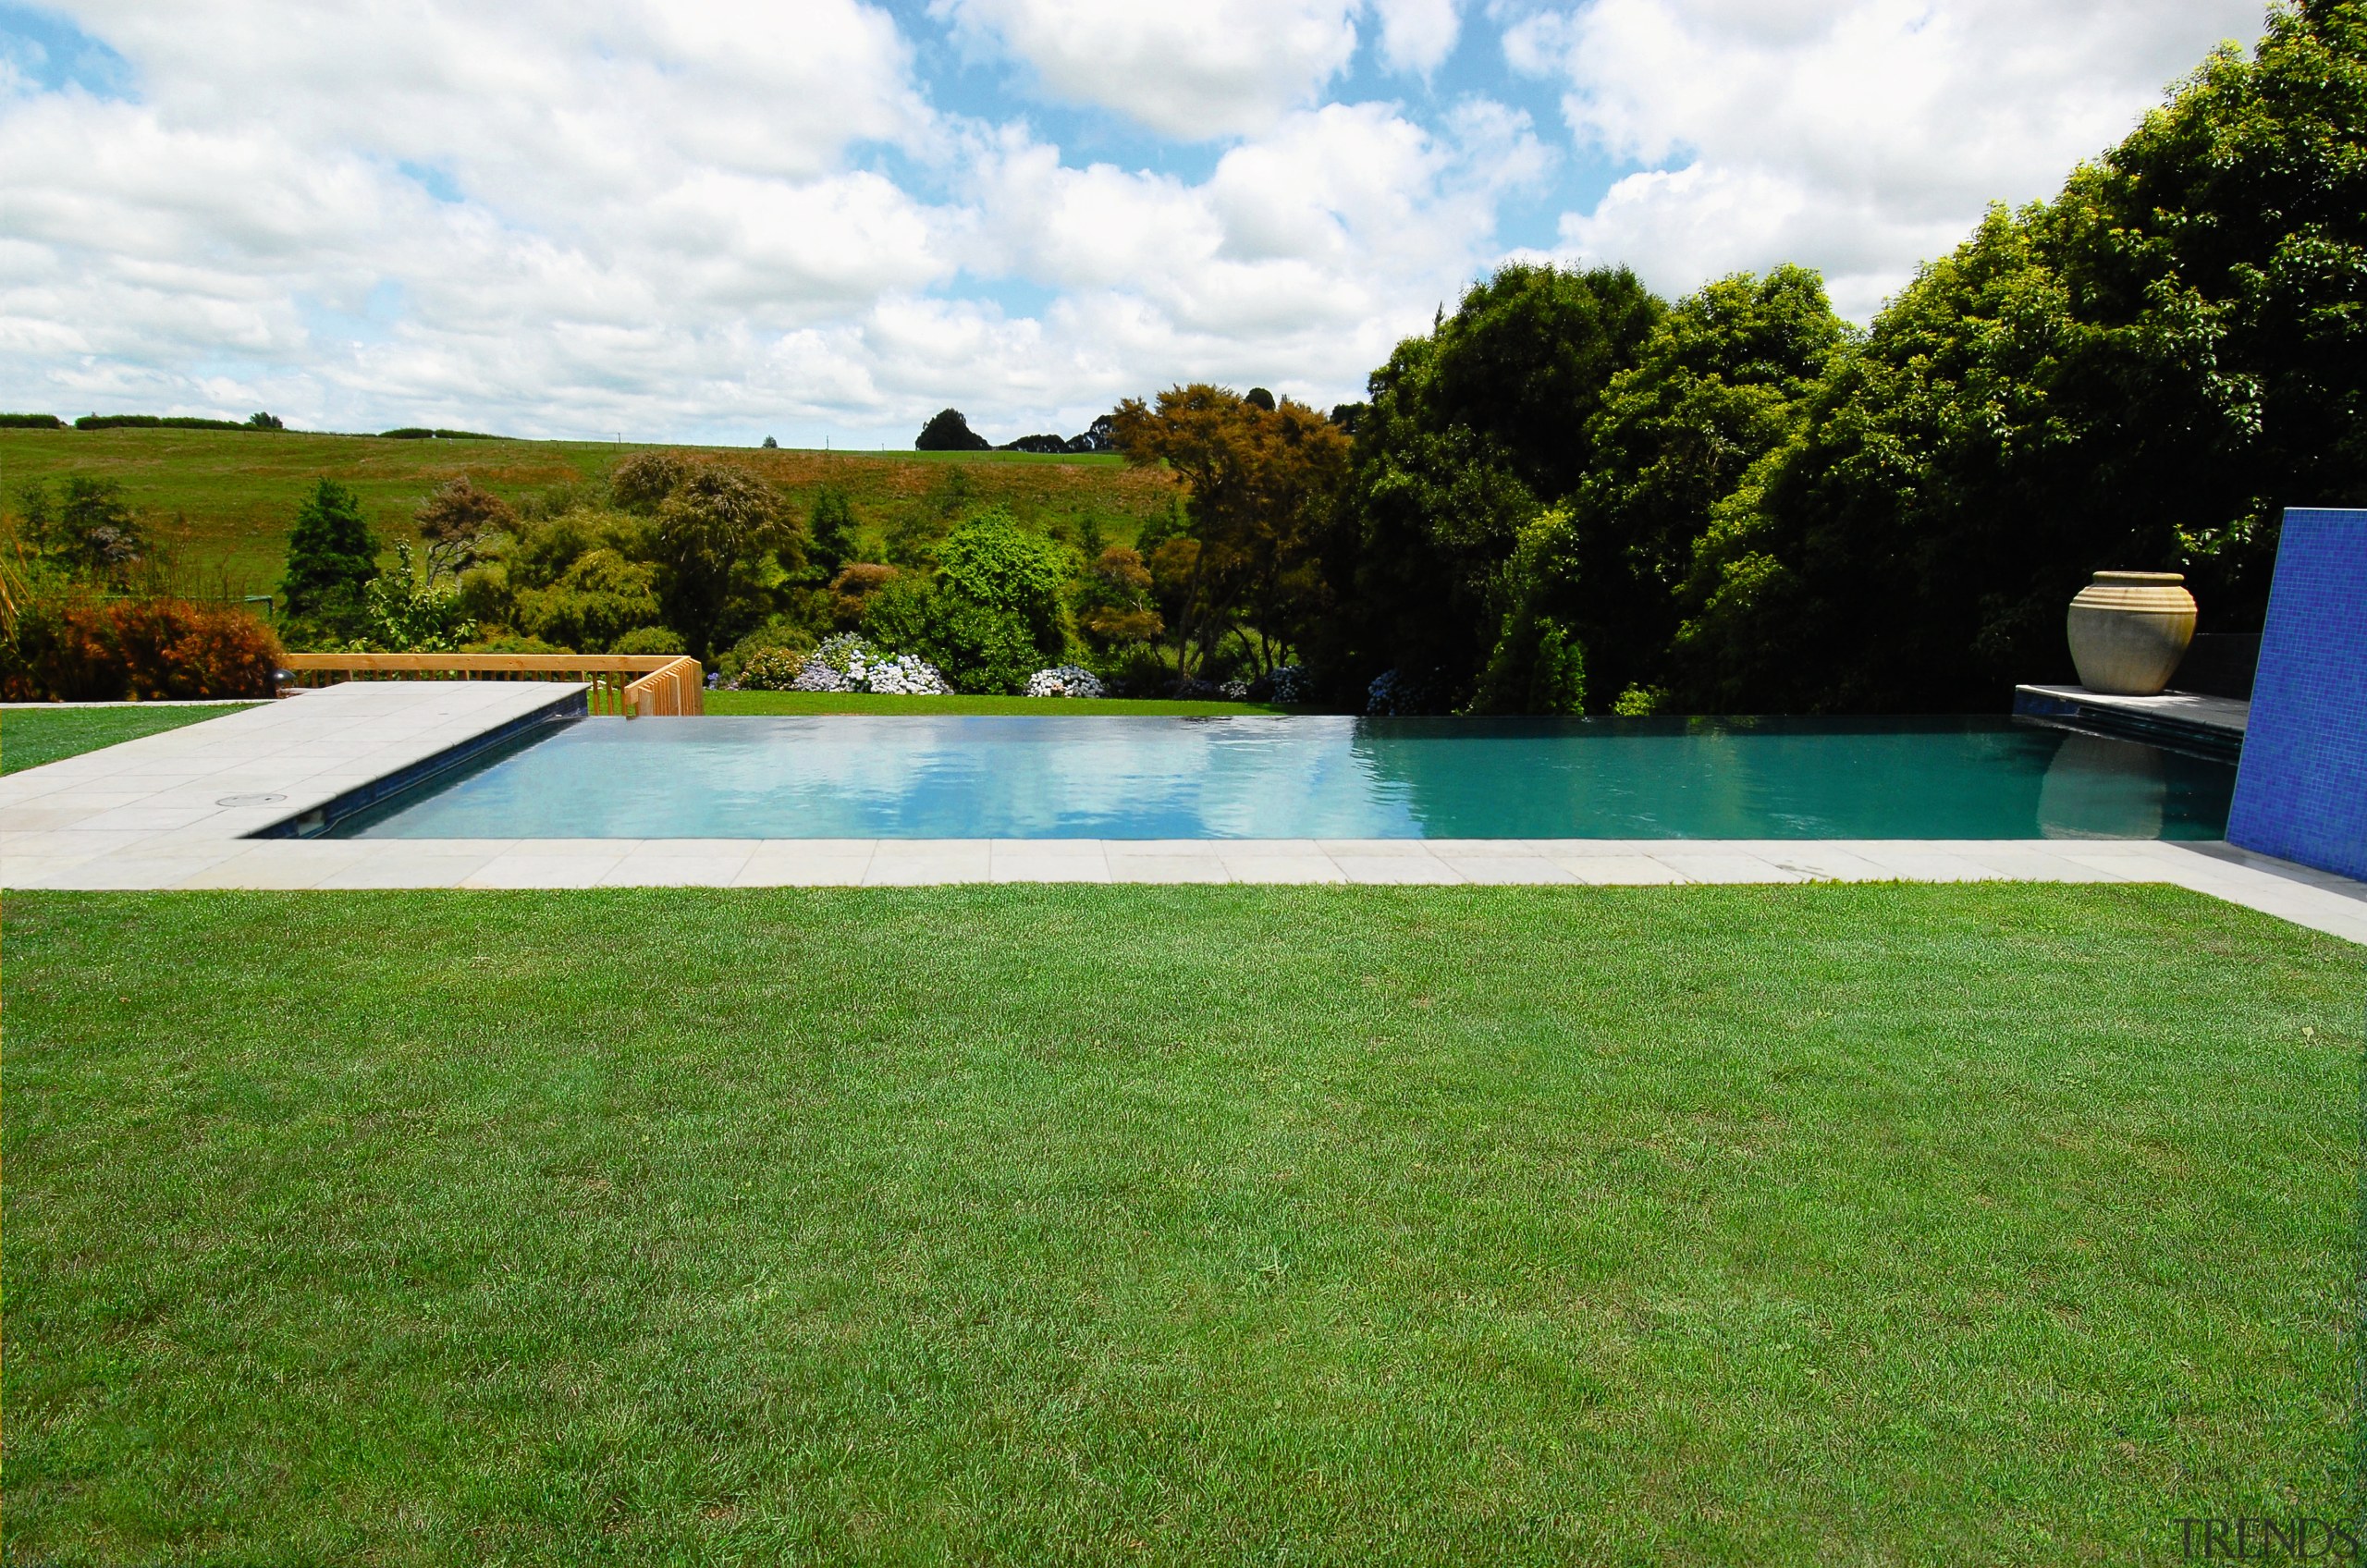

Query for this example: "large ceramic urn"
[2065,570,2197,696]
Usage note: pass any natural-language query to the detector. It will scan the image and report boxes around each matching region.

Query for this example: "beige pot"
[2065,571,2197,696]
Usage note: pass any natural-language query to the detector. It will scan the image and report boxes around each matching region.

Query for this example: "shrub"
[1266,664,1314,704]
[1365,668,1454,716]
[736,646,809,690]
[0,413,62,429]
[1024,665,1106,698]
[1,594,283,701]
[827,561,898,629]
[1094,643,1171,697]
[464,633,563,655]
[719,619,814,682]
[790,632,950,694]
[353,544,472,653]
[511,549,661,652]
[866,508,1070,694]
[610,626,686,655]
[609,451,693,512]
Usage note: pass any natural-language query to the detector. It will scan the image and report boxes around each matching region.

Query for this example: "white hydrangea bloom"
[783,633,950,694]
[1024,665,1107,698]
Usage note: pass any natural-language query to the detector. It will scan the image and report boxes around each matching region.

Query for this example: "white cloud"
[930,0,1465,138]
[1511,0,2270,318]
[1371,0,1465,74]
[6,0,2268,448]
[931,0,1364,139]
[0,1,1534,445]
[952,100,1548,413]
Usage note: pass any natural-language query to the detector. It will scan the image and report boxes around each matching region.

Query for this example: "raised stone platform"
[2012,683,2248,759]
[0,680,586,887]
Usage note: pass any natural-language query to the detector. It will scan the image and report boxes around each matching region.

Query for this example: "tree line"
[166,3,2366,712]
[1134,1,2364,713]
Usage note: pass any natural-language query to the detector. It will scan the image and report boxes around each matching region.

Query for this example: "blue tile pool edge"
[249,687,591,839]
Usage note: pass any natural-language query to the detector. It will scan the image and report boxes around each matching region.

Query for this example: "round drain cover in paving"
[215,793,288,807]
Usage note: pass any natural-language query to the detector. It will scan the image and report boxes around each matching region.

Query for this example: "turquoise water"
[329,715,2236,840]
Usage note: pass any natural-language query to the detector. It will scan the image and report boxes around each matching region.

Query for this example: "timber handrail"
[280,653,705,717]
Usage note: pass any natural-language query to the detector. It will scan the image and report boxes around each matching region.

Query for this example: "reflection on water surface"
[331,714,2237,840]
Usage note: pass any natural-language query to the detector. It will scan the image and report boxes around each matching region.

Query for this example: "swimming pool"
[325,714,2236,840]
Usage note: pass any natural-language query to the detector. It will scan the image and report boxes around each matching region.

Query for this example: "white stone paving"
[2,684,2361,947]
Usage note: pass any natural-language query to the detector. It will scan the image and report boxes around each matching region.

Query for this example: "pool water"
[327,715,2236,840]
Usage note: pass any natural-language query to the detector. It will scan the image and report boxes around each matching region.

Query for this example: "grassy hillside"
[0,429,1176,596]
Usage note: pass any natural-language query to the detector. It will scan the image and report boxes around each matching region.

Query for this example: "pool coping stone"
[3,681,2359,946]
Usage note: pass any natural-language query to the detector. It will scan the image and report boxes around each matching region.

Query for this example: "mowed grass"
[706,691,1288,717]
[0,429,1171,594]
[0,703,258,774]
[5,886,2357,1566]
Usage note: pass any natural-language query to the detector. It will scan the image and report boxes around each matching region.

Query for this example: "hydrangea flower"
[1024,665,1107,698]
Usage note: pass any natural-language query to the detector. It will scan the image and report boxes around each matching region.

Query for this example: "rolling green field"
[0,429,1171,595]
[6,884,2356,1565]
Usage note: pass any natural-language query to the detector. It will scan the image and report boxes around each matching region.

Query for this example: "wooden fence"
[280,654,705,717]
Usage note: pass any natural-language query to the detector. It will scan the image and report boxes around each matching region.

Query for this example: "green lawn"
[0,428,1169,594]
[0,703,257,774]
[706,691,1288,717]
[6,885,2356,1565]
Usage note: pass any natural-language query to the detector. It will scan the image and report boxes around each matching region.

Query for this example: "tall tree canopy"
[1320,263,1662,701]
[1674,0,2367,712]
[1110,384,1350,679]
[280,478,379,639]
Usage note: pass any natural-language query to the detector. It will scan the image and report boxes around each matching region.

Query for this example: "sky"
[0,0,2270,448]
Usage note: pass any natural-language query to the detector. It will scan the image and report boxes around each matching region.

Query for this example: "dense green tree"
[1530,266,1847,705]
[280,478,379,640]
[808,484,860,577]
[1071,545,1163,653]
[51,478,151,585]
[413,476,513,586]
[354,543,472,653]
[1676,0,2367,711]
[915,409,989,452]
[648,465,800,663]
[864,508,1073,692]
[1320,263,1662,703]
[1469,506,1588,715]
[511,549,663,651]
[1110,384,1349,679]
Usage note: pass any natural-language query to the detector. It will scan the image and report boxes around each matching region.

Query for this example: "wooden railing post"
[280,654,706,717]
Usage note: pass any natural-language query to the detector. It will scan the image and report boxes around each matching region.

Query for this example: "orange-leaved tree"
[1109,384,1348,680]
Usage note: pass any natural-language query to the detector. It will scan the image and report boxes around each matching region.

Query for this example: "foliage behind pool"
[326,715,2236,840]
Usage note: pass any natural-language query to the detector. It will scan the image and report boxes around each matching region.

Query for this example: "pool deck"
[5,682,2361,945]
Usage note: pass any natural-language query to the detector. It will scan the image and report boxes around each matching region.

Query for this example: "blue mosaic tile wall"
[2226,508,2367,878]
